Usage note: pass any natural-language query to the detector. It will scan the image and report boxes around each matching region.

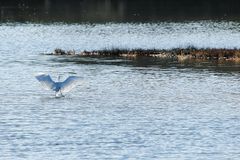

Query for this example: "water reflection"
[1,0,240,22]
[49,55,240,74]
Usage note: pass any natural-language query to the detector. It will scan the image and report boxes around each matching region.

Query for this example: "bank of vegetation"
[51,48,240,62]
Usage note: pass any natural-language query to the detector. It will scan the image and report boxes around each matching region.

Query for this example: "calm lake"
[0,21,240,159]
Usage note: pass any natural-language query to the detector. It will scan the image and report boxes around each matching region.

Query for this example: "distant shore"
[51,48,240,62]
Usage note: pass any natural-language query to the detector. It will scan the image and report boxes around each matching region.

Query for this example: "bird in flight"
[35,73,80,97]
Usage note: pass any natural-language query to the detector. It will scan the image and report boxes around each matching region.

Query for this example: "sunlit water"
[0,22,240,159]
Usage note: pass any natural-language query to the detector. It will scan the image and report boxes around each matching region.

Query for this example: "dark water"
[1,0,240,22]
[0,22,240,159]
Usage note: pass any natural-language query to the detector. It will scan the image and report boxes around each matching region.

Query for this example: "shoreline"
[51,48,240,62]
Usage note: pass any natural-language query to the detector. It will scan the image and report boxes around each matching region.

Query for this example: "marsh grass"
[52,47,240,62]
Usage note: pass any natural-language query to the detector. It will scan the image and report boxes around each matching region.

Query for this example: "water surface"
[0,22,240,159]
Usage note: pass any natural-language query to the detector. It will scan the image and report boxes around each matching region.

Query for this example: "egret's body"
[35,73,80,97]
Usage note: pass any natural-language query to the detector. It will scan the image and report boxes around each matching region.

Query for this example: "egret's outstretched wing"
[35,73,56,91]
[60,76,80,93]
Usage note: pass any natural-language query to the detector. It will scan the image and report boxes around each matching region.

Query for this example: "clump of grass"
[54,48,76,55]
[51,47,240,62]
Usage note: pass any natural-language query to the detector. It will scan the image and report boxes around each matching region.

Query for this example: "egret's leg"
[60,90,64,97]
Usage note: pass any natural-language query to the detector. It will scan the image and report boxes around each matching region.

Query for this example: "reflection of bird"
[35,73,80,97]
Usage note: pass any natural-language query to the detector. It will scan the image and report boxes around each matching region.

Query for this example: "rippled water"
[1,21,240,52]
[0,22,240,159]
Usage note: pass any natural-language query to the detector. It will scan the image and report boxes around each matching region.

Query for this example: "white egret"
[35,73,80,97]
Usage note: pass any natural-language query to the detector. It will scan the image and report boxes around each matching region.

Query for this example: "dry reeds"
[52,48,240,62]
